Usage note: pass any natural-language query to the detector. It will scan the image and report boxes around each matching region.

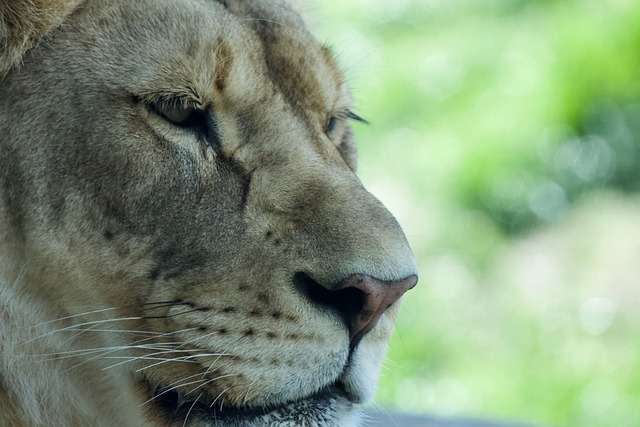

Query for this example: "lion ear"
[0,0,82,76]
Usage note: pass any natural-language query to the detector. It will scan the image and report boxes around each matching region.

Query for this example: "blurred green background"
[309,0,640,426]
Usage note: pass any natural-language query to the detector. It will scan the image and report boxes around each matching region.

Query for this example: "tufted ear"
[0,0,82,76]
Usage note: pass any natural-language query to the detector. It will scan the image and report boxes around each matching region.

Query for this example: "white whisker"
[23,316,143,344]
[58,328,163,335]
[242,378,259,406]
[36,343,184,359]
[34,307,119,327]
[101,351,198,372]
[202,352,227,377]
[102,354,200,371]
[160,372,210,389]
[187,373,237,395]
[134,351,229,372]
[139,378,209,408]
[210,387,231,410]
[182,393,203,427]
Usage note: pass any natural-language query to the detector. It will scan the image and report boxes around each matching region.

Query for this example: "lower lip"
[153,382,351,423]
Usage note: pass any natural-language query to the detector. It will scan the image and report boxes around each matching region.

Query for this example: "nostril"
[293,272,369,322]
[294,272,417,348]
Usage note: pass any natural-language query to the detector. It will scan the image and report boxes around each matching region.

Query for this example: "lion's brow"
[134,89,204,110]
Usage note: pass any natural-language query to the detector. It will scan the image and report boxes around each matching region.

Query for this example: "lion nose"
[296,273,418,348]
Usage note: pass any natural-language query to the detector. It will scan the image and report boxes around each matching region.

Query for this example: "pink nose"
[296,273,418,348]
[333,274,417,347]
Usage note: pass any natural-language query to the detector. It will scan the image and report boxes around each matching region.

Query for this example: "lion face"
[0,0,417,426]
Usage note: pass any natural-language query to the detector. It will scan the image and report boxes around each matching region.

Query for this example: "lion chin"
[0,0,418,426]
[148,381,356,426]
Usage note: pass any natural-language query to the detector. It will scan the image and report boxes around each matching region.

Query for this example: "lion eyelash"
[153,97,198,112]
[336,109,369,124]
[135,88,203,110]
[347,110,369,124]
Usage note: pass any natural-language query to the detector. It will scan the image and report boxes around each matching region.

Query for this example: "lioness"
[0,1,418,426]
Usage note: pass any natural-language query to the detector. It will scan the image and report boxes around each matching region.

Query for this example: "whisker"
[182,393,203,427]
[210,387,231,410]
[143,307,207,319]
[34,307,119,328]
[101,356,200,371]
[140,300,193,312]
[139,378,209,408]
[143,300,188,306]
[184,329,220,343]
[187,373,237,395]
[23,317,144,344]
[53,328,167,336]
[32,300,187,328]
[242,378,259,407]
[30,328,198,374]
[135,352,229,372]
[61,341,188,371]
[159,372,209,389]
[202,353,227,377]
[103,352,203,371]
[12,262,30,288]
[36,343,184,359]
[62,318,137,346]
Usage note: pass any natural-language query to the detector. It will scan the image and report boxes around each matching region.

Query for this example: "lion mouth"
[149,380,353,425]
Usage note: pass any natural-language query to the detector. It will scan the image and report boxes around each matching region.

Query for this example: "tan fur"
[0,1,417,426]
[0,0,82,76]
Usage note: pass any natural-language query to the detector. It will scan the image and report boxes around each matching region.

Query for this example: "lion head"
[0,1,417,426]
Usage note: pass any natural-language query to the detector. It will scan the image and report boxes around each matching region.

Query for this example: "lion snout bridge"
[296,273,417,348]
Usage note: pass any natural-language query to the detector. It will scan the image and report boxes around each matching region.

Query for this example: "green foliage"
[315,0,640,235]
[310,0,640,425]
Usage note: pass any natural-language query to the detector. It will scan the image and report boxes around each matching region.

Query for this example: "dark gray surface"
[364,412,541,427]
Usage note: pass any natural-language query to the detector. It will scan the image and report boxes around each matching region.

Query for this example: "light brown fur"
[0,0,82,76]
[0,1,417,426]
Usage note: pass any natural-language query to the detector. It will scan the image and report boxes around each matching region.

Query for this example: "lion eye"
[146,99,221,148]
[156,104,201,127]
[326,116,336,134]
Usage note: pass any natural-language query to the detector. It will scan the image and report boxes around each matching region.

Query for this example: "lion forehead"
[202,0,345,117]
[77,0,345,124]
